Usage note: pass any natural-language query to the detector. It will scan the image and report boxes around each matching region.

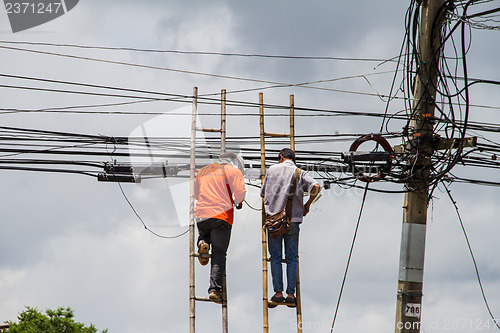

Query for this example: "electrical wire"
[443,184,500,330]
[116,173,189,239]
[0,40,401,62]
[0,45,400,97]
[330,183,369,332]
[243,199,261,211]
[0,124,499,189]
[0,1,498,190]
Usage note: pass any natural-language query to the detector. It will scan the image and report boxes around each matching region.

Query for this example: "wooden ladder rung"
[191,253,211,259]
[267,301,297,307]
[264,132,291,138]
[194,296,222,303]
[265,258,294,263]
[196,127,222,133]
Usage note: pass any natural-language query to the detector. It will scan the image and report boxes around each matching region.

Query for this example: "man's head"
[278,148,295,163]
[219,152,245,174]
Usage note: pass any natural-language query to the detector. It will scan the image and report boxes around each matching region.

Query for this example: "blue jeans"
[267,222,300,295]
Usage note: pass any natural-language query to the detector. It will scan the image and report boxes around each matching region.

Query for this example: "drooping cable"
[243,199,262,211]
[117,182,189,239]
[443,184,500,330]
[330,182,369,332]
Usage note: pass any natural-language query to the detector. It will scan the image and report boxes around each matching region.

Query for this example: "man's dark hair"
[279,148,296,162]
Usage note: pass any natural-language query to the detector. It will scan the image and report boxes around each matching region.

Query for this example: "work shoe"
[197,240,210,266]
[209,291,222,304]
[268,294,285,308]
[285,295,296,308]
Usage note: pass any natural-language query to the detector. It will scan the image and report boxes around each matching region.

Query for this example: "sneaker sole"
[285,297,296,308]
[198,242,210,266]
[267,301,278,308]
[209,293,222,304]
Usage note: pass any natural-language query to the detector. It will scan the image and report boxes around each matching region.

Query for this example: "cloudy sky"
[0,1,499,332]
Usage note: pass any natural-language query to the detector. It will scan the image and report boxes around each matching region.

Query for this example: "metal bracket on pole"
[394,136,477,154]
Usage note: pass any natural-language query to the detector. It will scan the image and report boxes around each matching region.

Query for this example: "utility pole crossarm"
[433,137,477,151]
[394,137,477,154]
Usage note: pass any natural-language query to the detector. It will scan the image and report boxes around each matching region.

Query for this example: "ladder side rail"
[221,89,228,333]
[260,94,302,332]
[259,92,270,333]
[191,88,229,333]
[289,94,302,333]
[189,87,198,333]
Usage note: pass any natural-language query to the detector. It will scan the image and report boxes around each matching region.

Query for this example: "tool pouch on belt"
[264,168,301,238]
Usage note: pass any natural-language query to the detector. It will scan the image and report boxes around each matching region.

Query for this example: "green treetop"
[4,307,108,333]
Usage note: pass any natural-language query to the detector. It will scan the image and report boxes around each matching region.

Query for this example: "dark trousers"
[197,218,232,293]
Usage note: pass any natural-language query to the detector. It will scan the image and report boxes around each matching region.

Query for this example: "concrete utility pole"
[395,1,446,332]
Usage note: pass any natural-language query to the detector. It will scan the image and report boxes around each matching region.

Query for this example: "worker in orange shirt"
[195,152,247,301]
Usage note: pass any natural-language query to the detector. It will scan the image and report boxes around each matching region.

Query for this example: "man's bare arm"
[304,184,321,216]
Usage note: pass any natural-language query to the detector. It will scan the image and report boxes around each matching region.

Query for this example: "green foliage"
[4,307,108,333]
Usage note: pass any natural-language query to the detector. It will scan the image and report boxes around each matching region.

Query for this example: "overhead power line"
[330,183,369,332]
[444,185,500,330]
[0,45,411,99]
[0,40,400,63]
[0,122,498,191]
[117,181,189,239]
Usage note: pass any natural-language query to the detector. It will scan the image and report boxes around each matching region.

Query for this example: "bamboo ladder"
[189,87,229,333]
[259,93,303,333]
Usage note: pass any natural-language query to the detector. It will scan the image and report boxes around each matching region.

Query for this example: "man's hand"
[303,184,321,216]
[303,202,311,216]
